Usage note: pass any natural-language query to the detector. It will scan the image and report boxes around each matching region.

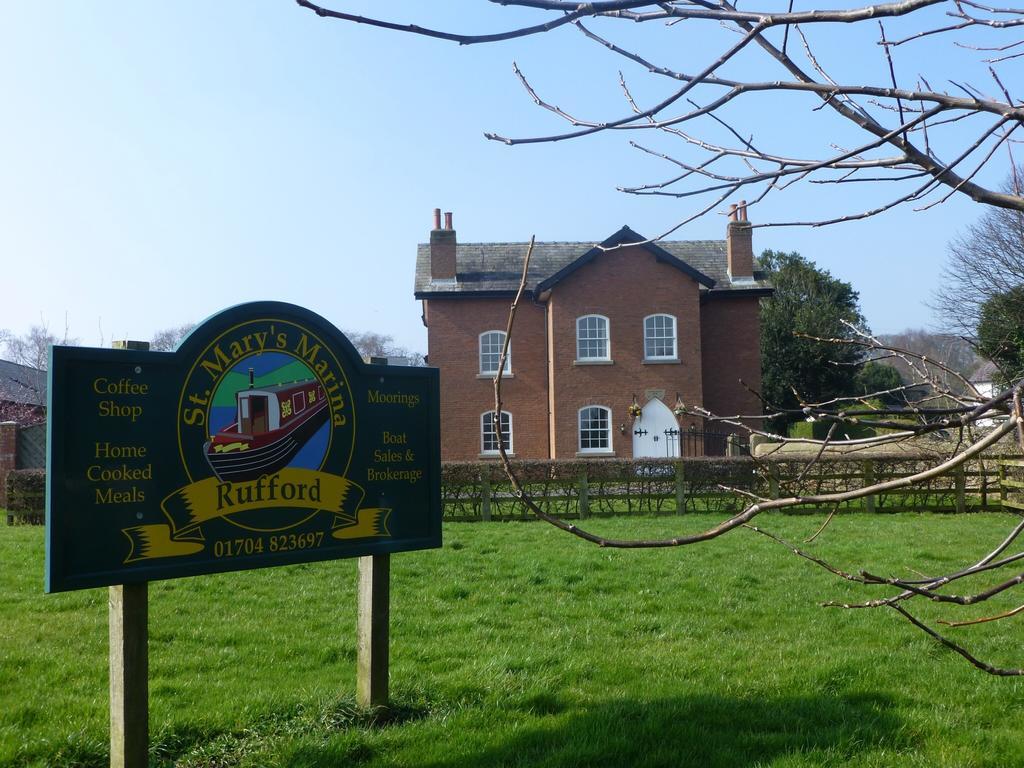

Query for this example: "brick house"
[0,359,46,424]
[415,207,772,461]
[0,359,47,507]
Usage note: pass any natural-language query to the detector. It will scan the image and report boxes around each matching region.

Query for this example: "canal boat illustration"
[204,373,329,481]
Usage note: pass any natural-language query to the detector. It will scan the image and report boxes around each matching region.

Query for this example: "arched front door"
[632,398,680,458]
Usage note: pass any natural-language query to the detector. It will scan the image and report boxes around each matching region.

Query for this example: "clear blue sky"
[0,2,1007,354]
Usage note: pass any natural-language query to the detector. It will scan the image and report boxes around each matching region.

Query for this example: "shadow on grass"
[430,691,905,768]
[287,690,906,768]
[31,692,904,768]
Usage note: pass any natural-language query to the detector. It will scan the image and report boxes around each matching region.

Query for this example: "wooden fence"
[0,421,45,510]
[999,459,1024,512]
[441,456,1010,521]
[16,423,46,469]
[4,452,1015,525]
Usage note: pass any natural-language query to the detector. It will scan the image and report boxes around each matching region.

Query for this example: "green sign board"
[46,302,441,593]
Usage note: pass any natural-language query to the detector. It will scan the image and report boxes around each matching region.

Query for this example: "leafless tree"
[150,323,196,352]
[299,0,1024,234]
[877,329,980,379]
[873,328,983,403]
[0,325,69,425]
[344,330,396,359]
[344,329,426,365]
[932,177,1024,336]
[0,323,77,372]
[299,1,1024,674]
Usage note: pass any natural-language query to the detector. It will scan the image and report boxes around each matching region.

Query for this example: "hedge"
[442,457,758,519]
[6,468,45,525]
[440,454,1009,519]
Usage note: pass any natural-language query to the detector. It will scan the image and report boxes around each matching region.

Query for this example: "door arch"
[632,398,680,458]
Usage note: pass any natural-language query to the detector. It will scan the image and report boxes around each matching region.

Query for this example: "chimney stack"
[726,199,754,281]
[430,207,457,281]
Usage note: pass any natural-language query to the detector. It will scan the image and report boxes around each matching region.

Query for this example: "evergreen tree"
[855,362,905,406]
[759,251,867,432]
[976,286,1024,385]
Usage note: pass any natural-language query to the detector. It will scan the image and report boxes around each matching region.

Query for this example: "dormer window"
[576,315,610,362]
[479,331,511,376]
[644,314,678,361]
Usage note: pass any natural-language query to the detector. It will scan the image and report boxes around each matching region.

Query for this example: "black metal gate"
[677,428,748,457]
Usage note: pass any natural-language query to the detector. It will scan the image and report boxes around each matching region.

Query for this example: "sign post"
[46,303,441,758]
[108,339,150,768]
[357,553,389,709]
[108,581,147,768]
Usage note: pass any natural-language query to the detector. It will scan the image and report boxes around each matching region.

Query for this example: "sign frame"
[46,301,441,593]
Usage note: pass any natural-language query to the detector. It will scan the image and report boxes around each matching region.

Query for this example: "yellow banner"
[162,468,352,537]
[333,508,391,539]
[122,469,391,563]
[122,524,205,563]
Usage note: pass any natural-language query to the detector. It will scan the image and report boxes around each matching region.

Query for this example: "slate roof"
[970,360,1000,384]
[415,226,771,298]
[0,359,47,406]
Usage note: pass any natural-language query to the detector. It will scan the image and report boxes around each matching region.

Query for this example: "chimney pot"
[433,208,441,230]
[444,211,453,230]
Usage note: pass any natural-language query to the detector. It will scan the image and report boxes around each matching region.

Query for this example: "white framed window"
[644,314,677,360]
[578,406,612,453]
[481,411,513,454]
[576,315,610,361]
[479,331,511,375]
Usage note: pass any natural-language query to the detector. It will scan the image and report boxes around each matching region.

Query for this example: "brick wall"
[0,421,17,508]
[699,296,764,432]
[426,298,549,460]
[546,245,705,458]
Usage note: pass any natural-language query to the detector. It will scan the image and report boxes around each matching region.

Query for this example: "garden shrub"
[789,420,877,441]
[6,469,45,524]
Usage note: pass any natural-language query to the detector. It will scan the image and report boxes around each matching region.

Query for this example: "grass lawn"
[3,513,1024,767]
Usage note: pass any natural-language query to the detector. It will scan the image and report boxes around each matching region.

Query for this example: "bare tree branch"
[299,0,1024,223]
[303,0,1024,674]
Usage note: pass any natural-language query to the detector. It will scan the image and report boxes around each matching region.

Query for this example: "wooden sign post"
[108,582,147,768]
[357,553,390,709]
[108,339,150,768]
[46,303,441,761]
